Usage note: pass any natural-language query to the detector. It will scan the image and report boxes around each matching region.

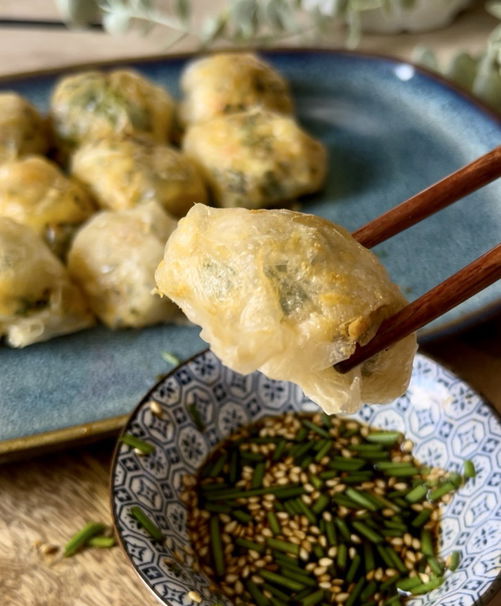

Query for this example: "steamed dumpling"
[0,217,94,348]
[68,202,180,329]
[0,156,95,257]
[182,109,327,209]
[179,52,293,126]
[0,92,49,164]
[71,135,207,217]
[155,204,416,414]
[50,69,175,157]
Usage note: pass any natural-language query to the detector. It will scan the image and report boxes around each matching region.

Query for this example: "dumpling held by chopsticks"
[155,204,416,414]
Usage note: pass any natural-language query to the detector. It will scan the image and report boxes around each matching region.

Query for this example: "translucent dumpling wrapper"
[155,204,417,414]
[0,155,96,257]
[0,217,95,348]
[71,135,207,217]
[0,92,49,164]
[50,69,175,158]
[68,201,181,329]
[179,52,293,126]
[182,109,327,209]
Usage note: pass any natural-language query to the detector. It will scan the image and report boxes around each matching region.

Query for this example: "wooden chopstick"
[335,147,501,373]
[353,146,501,248]
[336,243,501,373]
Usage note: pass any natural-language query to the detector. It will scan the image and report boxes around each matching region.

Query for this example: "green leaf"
[174,0,190,23]
[201,14,227,45]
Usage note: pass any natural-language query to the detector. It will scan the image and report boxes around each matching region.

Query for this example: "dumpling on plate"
[71,135,208,218]
[155,204,417,414]
[0,217,94,348]
[0,92,49,164]
[182,109,327,209]
[0,156,95,258]
[179,52,293,126]
[68,201,180,329]
[50,69,175,157]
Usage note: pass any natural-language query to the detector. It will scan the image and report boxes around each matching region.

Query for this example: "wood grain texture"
[0,3,499,605]
[0,441,151,606]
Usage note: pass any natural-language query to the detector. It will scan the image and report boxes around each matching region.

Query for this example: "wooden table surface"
[0,2,499,605]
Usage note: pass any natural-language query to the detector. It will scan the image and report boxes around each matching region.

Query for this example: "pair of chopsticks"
[336,146,501,373]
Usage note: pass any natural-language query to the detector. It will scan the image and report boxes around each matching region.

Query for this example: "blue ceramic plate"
[1,50,500,453]
[111,351,501,606]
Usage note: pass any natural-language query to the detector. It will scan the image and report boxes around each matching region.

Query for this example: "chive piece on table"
[88,535,116,548]
[210,516,225,577]
[120,434,155,455]
[463,460,476,479]
[131,506,163,541]
[64,522,106,557]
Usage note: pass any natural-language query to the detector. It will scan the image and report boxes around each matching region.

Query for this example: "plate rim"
[1,48,499,459]
[109,348,501,606]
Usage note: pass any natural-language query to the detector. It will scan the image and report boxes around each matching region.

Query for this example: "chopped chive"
[310,475,323,490]
[161,351,180,365]
[345,488,378,511]
[187,403,205,431]
[329,457,366,471]
[295,427,308,442]
[315,440,332,462]
[302,419,330,438]
[263,582,290,602]
[411,508,432,528]
[346,554,361,583]
[232,509,252,524]
[300,456,313,470]
[251,462,266,488]
[366,431,401,446]
[409,576,443,594]
[349,444,384,453]
[376,545,395,569]
[120,434,155,455]
[245,580,268,606]
[428,556,444,576]
[208,452,227,477]
[429,481,456,501]
[341,472,373,484]
[385,547,407,573]
[405,485,428,503]
[421,529,434,556]
[396,576,422,591]
[88,535,116,548]
[382,596,401,606]
[281,568,316,587]
[376,461,418,471]
[301,589,325,605]
[260,569,305,591]
[267,511,281,535]
[448,550,460,571]
[272,439,287,461]
[229,449,239,483]
[203,483,304,500]
[236,537,265,553]
[352,521,383,543]
[205,503,232,514]
[210,516,225,576]
[267,537,300,556]
[448,472,463,488]
[334,517,351,541]
[295,498,317,524]
[337,543,347,569]
[363,541,376,572]
[130,506,163,540]
[240,450,264,462]
[345,577,365,606]
[311,494,330,515]
[464,460,476,479]
[325,520,337,545]
[64,522,106,557]
[360,581,377,601]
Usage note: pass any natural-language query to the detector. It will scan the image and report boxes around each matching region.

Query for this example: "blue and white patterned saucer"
[111,351,501,606]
